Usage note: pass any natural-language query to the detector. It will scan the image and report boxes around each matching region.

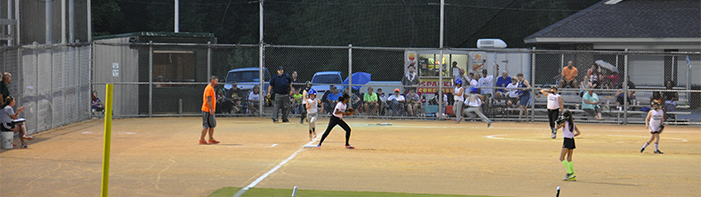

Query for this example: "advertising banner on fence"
[418,78,454,94]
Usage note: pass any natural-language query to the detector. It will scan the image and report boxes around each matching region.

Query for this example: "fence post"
[149,41,153,117]
[530,47,536,122]
[34,44,39,133]
[207,41,211,79]
[623,48,629,125]
[348,44,352,94]
[259,44,265,117]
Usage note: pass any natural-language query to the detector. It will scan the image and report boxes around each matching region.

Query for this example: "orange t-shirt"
[562,66,578,81]
[201,84,216,112]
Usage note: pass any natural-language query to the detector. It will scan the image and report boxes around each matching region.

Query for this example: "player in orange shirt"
[559,61,579,88]
[200,75,220,145]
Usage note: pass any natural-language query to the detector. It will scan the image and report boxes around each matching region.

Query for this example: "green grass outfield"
[209,187,501,197]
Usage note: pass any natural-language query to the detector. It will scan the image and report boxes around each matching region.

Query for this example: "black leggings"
[319,116,351,146]
[548,109,560,129]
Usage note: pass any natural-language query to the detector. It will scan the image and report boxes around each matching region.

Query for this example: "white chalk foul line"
[233,138,319,197]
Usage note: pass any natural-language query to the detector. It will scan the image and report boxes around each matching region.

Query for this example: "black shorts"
[1,122,15,131]
[651,125,664,134]
[562,138,576,149]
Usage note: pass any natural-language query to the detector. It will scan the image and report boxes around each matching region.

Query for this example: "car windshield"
[226,70,269,83]
[313,74,342,84]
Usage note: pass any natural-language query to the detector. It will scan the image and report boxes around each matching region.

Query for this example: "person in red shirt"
[199,75,220,145]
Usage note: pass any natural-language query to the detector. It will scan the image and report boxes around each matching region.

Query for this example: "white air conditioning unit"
[477,39,507,48]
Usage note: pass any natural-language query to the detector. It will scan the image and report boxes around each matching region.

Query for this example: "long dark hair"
[563,110,574,131]
[338,93,350,102]
[1,96,13,109]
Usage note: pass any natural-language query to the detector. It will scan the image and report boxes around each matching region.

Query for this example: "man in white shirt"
[505,78,520,108]
[478,69,494,112]
[387,88,406,116]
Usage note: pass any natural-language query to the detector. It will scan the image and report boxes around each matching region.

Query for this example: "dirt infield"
[1,117,699,196]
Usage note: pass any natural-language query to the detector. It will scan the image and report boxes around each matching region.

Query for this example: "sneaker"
[282,119,290,123]
[316,144,321,149]
[562,173,576,181]
[567,175,577,181]
[345,145,355,149]
[22,135,34,140]
[640,147,645,153]
[199,140,208,145]
[654,150,664,154]
[551,132,557,139]
[487,123,491,128]
[272,118,278,123]
[20,144,27,149]
[208,139,220,144]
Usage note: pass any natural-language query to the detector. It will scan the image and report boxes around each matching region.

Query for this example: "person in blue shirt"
[494,71,511,102]
[267,66,293,123]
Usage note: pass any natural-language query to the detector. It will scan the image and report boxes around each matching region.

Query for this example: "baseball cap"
[394,88,400,92]
[277,66,284,70]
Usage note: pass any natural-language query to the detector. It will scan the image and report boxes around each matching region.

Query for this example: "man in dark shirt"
[0,72,11,104]
[268,66,293,123]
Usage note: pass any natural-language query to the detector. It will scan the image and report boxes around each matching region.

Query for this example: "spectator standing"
[453,79,465,123]
[662,80,678,113]
[559,61,578,88]
[470,73,479,88]
[451,61,460,79]
[402,64,420,93]
[582,88,603,120]
[300,81,312,124]
[268,66,294,123]
[199,76,220,145]
[292,87,304,116]
[478,69,494,112]
[495,71,511,102]
[248,85,261,115]
[463,87,492,127]
[406,89,421,116]
[291,71,304,94]
[517,73,531,121]
[387,88,406,116]
[363,87,379,116]
[0,72,10,104]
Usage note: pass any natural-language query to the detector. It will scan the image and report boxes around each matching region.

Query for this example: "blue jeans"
[389,99,404,116]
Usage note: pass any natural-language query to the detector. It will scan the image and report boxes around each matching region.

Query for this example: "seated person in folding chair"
[376,88,389,116]
[387,88,406,116]
[406,89,422,116]
[364,87,379,116]
[247,85,261,115]
[91,91,105,115]
[226,83,243,114]
[0,96,32,148]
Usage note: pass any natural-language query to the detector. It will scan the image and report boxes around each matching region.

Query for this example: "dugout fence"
[89,42,701,126]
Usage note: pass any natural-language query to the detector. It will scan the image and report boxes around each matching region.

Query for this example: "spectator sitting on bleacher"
[579,75,592,97]
[582,88,603,120]
[506,78,519,108]
[495,71,511,102]
[387,88,406,116]
[587,63,600,88]
[559,61,578,88]
[0,96,32,148]
[406,89,422,117]
[662,80,678,113]
[650,91,663,108]
[615,76,636,109]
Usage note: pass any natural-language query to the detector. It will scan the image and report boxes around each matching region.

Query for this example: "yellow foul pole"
[101,84,113,197]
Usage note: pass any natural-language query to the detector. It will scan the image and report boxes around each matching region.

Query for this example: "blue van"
[224,67,271,94]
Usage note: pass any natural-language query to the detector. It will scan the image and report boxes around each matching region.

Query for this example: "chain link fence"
[0,43,91,135]
[88,42,701,126]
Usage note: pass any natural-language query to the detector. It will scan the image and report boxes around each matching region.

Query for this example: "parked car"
[310,71,343,94]
[224,67,271,94]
